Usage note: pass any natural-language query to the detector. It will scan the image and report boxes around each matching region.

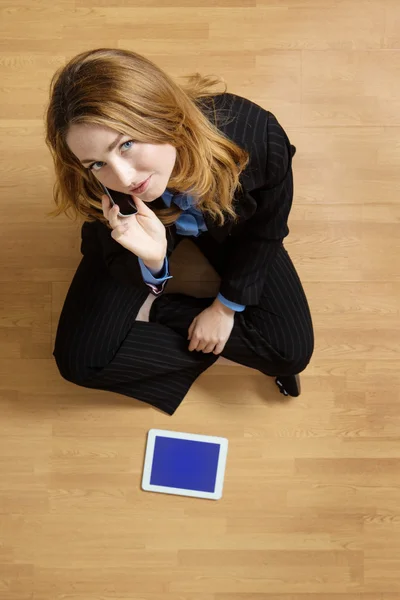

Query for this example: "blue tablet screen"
[150,436,221,493]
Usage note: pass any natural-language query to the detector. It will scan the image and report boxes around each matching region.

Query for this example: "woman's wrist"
[211,297,235,316]
[143,258,165,275]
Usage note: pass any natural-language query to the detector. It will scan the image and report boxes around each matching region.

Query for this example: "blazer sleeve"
[218,112,295,306]
[80,219,165,295]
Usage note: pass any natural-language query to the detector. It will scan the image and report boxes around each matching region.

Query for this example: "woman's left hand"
[188,298,235,354]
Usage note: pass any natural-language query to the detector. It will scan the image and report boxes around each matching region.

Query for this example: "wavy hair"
[44,48,250,228]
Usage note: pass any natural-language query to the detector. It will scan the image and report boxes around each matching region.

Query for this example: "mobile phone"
[100,183,138,217]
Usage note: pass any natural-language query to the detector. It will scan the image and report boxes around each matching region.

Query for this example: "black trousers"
[53,231,314,415]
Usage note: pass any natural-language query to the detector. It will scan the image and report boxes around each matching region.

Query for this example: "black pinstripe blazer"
[81,92,296,306]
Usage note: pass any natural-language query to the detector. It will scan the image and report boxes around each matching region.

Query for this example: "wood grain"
[0,0,399,597]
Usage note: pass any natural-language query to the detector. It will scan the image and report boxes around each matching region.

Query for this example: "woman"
[45,47,314,416]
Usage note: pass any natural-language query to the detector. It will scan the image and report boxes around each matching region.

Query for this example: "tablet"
[142,429,228,500]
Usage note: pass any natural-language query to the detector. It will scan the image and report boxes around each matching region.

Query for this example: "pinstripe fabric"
[53,255,219,414]
[53,92,314,414]
[149,239,314,379]
[203,96,296,306]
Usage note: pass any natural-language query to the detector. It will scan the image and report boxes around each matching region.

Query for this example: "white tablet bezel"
[142,429,228,500]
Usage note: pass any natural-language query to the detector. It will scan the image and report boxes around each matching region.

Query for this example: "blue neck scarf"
[161,189,207,237]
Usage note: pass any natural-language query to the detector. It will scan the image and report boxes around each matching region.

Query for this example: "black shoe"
[275,374,301,397]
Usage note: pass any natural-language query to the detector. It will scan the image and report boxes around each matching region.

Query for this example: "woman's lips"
[130,175,152,194]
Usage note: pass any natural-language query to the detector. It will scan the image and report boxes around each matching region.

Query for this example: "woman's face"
[66,123,177,202]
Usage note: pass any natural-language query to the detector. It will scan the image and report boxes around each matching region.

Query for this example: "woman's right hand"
[101,194,167,263]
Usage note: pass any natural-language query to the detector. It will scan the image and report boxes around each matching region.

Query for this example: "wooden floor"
[1,0,400,598]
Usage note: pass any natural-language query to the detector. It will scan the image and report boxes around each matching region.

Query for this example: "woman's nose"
[111,162,136,189]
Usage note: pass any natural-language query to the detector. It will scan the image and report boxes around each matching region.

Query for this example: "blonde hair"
[44,48,250,227]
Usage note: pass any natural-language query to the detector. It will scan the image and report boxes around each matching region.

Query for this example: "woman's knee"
[53,343,86,385]
[244,314,314,375]
[285,348,313,375]
[53,326,101,385]
[280,329,314,375]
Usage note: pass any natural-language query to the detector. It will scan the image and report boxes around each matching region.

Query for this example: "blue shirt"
[138,189,245,312]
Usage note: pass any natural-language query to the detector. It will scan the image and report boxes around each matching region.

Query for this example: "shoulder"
[80,219,99,255]
[201,92,270,148]
[203,93,293,189]
[80,218,110,253]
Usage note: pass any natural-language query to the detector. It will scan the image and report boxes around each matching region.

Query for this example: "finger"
[188,336,200,352]
[101,195,111,220]
[202,342,217,354]
[188,317,197,340]
[108,204,121,229]
[110,222,129,241]
[194,339,208,353]
[213,341,226,355]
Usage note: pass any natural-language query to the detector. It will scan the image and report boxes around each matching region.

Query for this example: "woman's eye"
[89,162,104,171]
[88,140,135,171]
[122,140,134,150]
